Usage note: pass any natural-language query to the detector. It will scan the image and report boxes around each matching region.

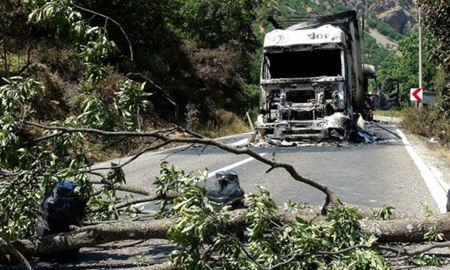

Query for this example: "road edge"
[397,128,449,213]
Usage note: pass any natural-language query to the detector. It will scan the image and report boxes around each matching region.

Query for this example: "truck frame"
[257,11,373,141]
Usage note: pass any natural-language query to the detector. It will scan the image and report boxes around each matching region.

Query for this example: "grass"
[432,146,450,164]
[374,109,403,118]
[401,106,450,144]
[198,109,251,138]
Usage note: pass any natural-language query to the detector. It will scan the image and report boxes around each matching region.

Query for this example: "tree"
[419,0,450,117]
[167,0,262,51]
[0,0,30,77]
[377,29,438,105]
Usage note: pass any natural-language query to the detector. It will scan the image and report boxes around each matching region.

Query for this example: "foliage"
[362,34,392,69]
[197,109,250,138]
[419,0,450,117]
[0,77,42,169]
[115,80,152,130]
[154,161,208,217]
[373,109,402,118]
[88,163,128,221]
[0,76,92,240]
[401,106,450,144]
[27,0,117,84]
[277,0,349,18]
[78,93,118,130]
[0,0,155,241]
[408,254,443,267]
[168,177,388,269]
[367,14,403,40]
[0,2,446,269]
[167,0,263,52]
[0,76,41,117]
[0,0,29,76]
[372,205,395,221]
[377,30,438,105]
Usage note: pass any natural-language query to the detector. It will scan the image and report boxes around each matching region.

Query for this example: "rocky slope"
[348,0,417,33]
[277,0,417,34]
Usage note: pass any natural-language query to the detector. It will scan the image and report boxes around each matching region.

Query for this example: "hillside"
[273,0,417,68]
[276,0,416,33]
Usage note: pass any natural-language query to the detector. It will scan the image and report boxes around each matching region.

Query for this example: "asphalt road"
[13,120,446,269]
[97,120,441,215]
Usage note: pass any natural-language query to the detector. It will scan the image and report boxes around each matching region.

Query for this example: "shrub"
[402,106,450,144]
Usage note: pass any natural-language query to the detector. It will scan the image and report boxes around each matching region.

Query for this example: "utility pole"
[418,2,423,108]
[361,0,366,62]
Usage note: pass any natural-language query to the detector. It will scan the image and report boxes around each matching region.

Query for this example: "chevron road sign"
[410,87,423,102]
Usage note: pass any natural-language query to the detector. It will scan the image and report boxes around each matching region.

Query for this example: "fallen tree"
[4,203,450,269]
[7,211,450,257]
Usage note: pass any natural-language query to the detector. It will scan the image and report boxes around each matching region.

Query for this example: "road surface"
[18,119,450,269]
[98,119,445,215]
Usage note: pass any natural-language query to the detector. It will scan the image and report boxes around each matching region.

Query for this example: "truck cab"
[257,11,367,141]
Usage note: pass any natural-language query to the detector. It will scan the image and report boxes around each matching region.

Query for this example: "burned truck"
[257,11,373,142]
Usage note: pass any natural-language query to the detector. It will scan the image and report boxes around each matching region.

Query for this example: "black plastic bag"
[36,180,86,260]
[207,171,245,209]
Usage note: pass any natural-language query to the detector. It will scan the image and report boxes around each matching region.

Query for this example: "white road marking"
[227,138,250,147]
[147,132,252,156]
[215,132,253,141]
[207,153,267,178]
[93,132,252,168]
[134,153,267,209]
[430,166,450,193]
[397,128,448,213]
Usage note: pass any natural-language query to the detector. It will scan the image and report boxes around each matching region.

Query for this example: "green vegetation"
[1,0,262,139]
[401,106,450,144]
[420,0,450,118]
[156,164,388,269]
[0,0,406,134]
[360,2,450,146]
[274,0,396,70]
[0,0,264,240]
[277,0,350,18]
[362,34,392,69]
[374,109,403,118]
[367,14,403,41]
[377,29,441,105]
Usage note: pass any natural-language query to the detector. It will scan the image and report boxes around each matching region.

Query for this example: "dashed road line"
[134,153,267,209]
[93,132,252,168]
[206,153,267,178]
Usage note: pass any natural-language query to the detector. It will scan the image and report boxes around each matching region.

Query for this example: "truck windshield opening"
[265,49,342,79]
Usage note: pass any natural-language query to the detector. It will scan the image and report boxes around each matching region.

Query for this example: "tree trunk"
[359,212,450,242]
[6,211,450,258]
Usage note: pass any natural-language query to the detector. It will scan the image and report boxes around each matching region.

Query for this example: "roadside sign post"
[410,87,423,107]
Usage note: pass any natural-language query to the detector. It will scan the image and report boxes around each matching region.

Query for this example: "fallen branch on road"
[24,121,343,212]
[6,209,450,259]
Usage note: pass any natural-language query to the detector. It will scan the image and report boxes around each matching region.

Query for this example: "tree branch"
[113,194,174,210]
[8,210,450,259]
[87,141,172,173]
[359,212,450,242]
[71,3,134,61]
[0,239,33,270]
[23,121,342,211]
[127,73,177,107]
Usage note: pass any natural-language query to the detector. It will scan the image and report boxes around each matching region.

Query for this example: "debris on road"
[206,171,245,209]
